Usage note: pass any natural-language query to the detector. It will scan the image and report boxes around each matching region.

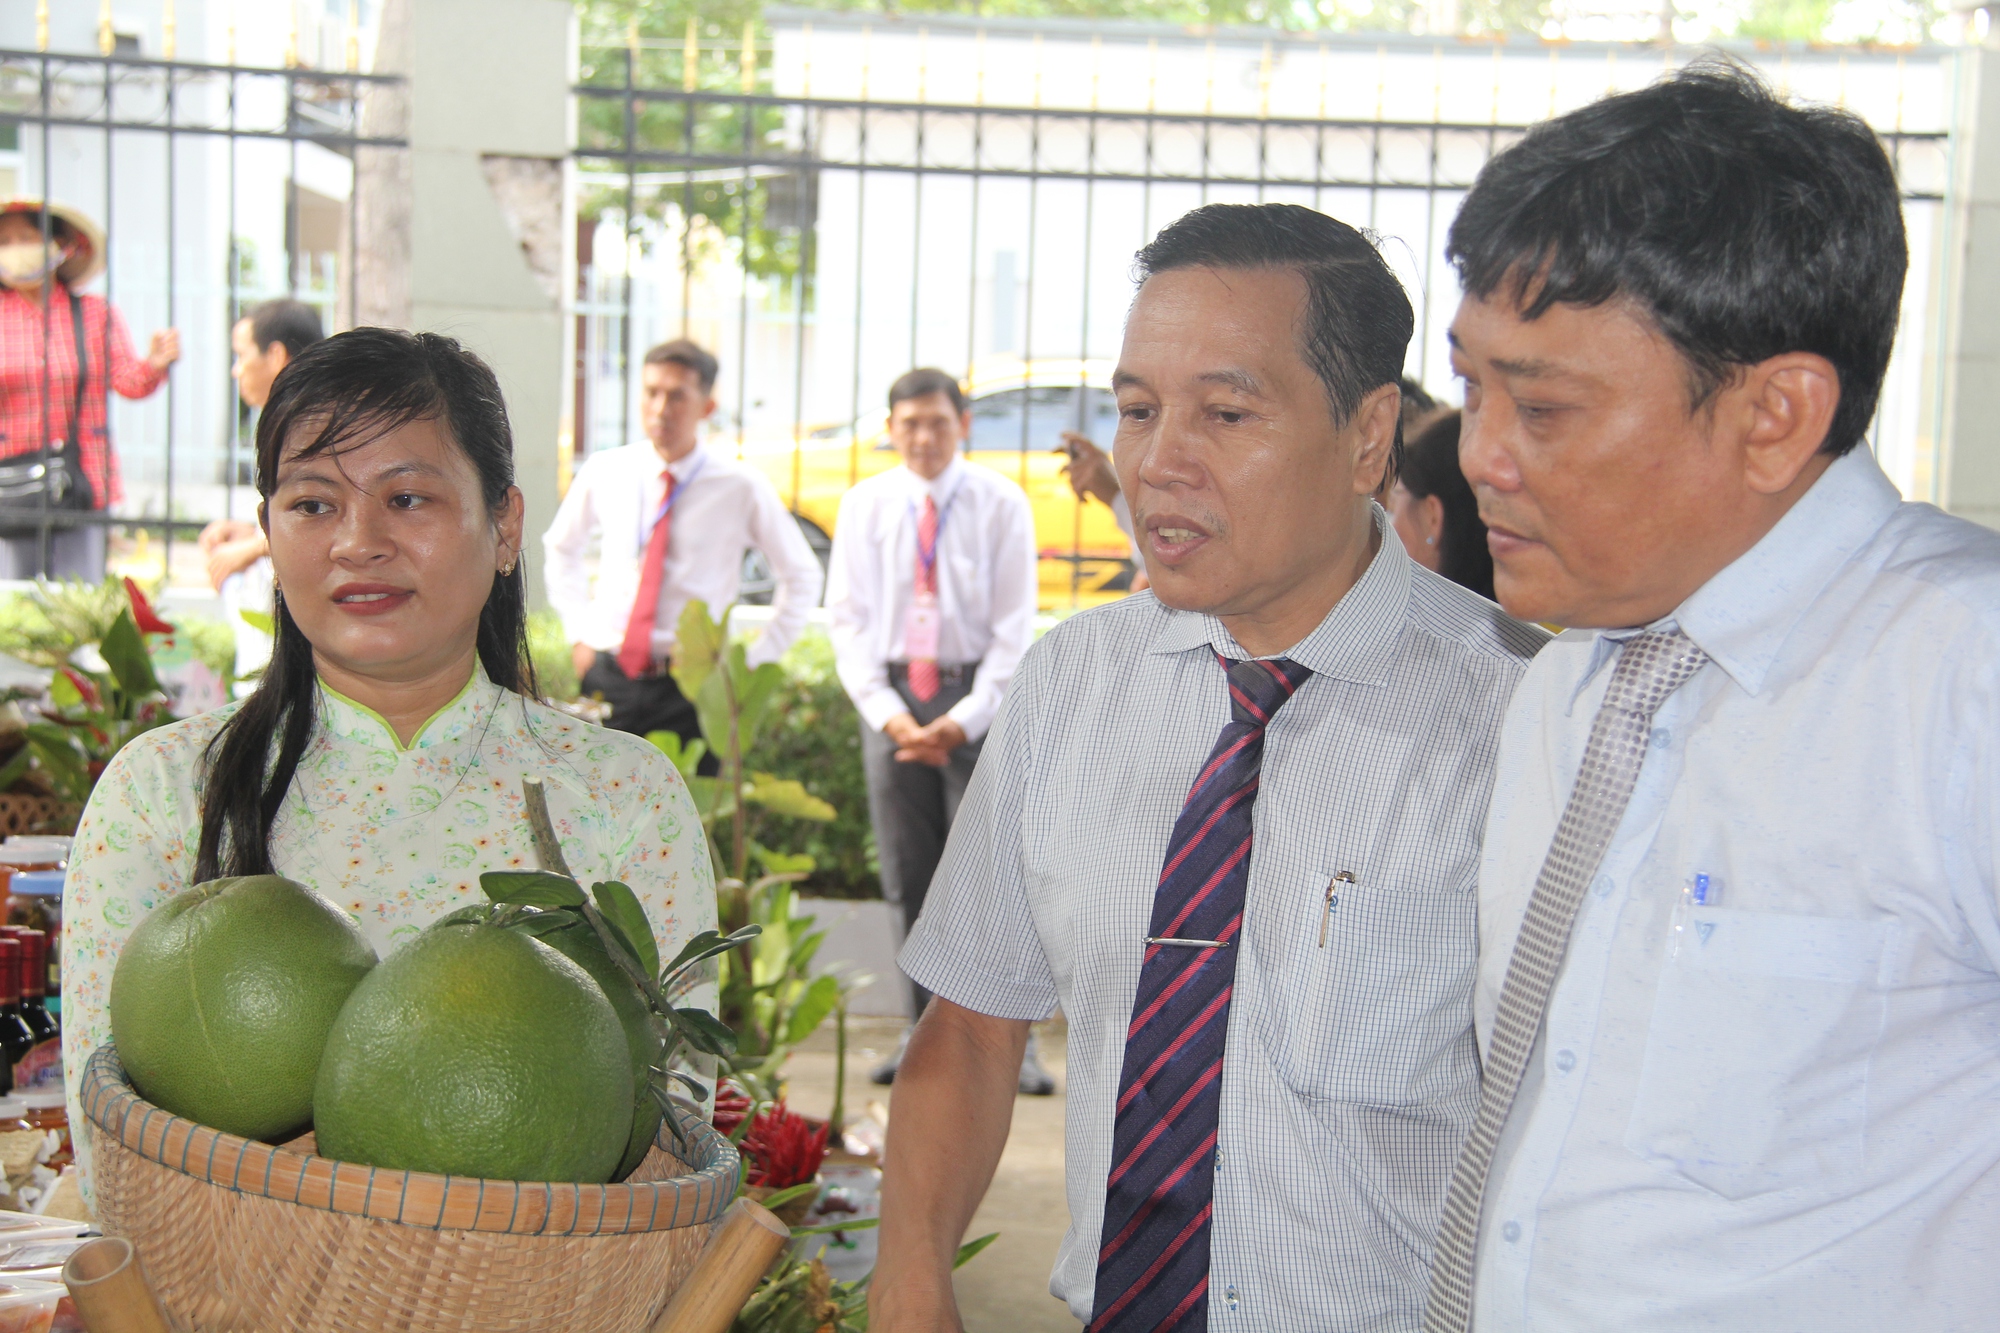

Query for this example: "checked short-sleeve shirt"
[902,509,1548,1330]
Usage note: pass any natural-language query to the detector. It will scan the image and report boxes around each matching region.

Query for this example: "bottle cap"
[15,1092,62,1112]
[0,849,58,870]
[0,1099,27,1119]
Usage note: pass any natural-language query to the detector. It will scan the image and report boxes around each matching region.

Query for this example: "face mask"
[0,241,63,289]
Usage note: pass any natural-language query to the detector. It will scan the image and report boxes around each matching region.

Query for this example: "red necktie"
[907,495,941,703]
[617,472,677,678]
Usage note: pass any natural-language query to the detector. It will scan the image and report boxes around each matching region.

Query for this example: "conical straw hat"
[0,198,107,286]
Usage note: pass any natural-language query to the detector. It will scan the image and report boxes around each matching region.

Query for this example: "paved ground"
[782,1015,1083,1332]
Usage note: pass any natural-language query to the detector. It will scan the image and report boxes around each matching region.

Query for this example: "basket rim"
[82,1045,739,1237]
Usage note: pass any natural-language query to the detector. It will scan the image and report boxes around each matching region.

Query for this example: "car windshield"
[969,385,1116,453]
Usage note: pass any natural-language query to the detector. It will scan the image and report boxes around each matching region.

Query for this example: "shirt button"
[1224,1285,1240,1312]
[1593,873,1614,898]
[1650,726,1672,749]
[1501,1221,1522,1243]
[1554,1049,1576,1073]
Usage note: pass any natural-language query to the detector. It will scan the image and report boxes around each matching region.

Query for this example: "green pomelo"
[313,923,632,1183]
[543,921,667,1182]
[109,875,377,1141]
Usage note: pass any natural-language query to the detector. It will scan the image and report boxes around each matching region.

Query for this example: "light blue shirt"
[1471,447,2000,1331]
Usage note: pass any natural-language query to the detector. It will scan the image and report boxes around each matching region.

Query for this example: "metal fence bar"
[0,45,406,578]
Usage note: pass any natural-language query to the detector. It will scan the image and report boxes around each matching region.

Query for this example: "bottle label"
[13,1038,58,1092]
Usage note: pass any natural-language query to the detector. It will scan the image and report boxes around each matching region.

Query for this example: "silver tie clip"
[1145,937,1231,949]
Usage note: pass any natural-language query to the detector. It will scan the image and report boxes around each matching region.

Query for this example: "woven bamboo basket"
[80,1045,741,1333]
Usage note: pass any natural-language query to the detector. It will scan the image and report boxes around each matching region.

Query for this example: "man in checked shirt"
[870,202,1546,1332]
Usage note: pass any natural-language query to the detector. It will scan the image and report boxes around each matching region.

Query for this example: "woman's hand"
[146,328,181,373]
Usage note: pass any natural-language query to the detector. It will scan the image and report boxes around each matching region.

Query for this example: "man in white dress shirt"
[871,205,1545,1333]
[544,339,823,752]
[824,367,1040,1084]
[1420,66,2000,1333]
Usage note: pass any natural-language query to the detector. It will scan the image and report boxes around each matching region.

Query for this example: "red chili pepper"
[123,576,176,636]
[739,1100,830,1189]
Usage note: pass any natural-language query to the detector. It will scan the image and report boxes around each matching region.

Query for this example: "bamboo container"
[649,1198,792,1333]
[62,1236,172,1333]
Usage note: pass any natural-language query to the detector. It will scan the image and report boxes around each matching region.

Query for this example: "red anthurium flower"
[58,667,99,710]
[123,577,175,636]
[739,1100,831,1189]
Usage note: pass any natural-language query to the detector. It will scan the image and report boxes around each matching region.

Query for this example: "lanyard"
[907,478,965,579]
[641,452,708,543]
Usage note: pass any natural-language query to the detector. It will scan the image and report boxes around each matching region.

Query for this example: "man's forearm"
[872,999,1029,1330]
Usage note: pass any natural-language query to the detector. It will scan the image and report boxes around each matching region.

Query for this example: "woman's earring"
[1425,537,1436,546]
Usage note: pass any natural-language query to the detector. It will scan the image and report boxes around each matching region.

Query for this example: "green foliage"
[528,608,581,702]
[727,1230,998,1332]
[1732,0,1838,41]
[744,632,877,900]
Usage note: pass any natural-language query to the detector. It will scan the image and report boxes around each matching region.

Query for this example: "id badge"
[903,595,941,661]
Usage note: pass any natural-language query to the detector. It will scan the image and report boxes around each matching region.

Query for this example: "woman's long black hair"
[1400,411,1496,602]
[193,328,538,882]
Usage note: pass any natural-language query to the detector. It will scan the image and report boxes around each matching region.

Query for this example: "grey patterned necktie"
[1424,628,1709,1333]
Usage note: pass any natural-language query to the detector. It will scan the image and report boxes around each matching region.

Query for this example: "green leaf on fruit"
[662,925,762,982]
[507,908,583,937]
[673,1005,738,1056]
[590,880,660,981]
[479,870,586,908]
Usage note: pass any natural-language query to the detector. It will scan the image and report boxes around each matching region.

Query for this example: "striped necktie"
[1423,628,1708,1333]
[1090,652,1312,1333]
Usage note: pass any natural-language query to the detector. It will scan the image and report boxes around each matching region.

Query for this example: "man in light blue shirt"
[1424,62,2000,1333]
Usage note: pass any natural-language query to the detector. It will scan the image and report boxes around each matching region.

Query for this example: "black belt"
[889,661,978,689]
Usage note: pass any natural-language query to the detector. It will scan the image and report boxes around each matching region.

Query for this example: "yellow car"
[734,359,1139,612]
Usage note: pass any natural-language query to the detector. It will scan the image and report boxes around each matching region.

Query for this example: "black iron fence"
[571,66,1949,606]
[0,47,406,574]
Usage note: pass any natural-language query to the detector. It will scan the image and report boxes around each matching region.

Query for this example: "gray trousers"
[862,662,983,1020]
[0,526,105,582]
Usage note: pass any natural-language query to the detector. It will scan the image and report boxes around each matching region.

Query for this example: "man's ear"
[268,343,291,372]
[1349,382,1402,498]
[1733,352,1841,496]
[699,394,719,422]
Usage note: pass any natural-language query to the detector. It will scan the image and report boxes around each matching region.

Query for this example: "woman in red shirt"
[0,199,178,580]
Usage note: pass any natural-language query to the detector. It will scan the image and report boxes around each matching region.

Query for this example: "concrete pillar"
[1929,45,2000,529]
[363,0,576,601]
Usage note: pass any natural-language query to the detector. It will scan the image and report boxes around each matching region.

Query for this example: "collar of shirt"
[661,444,708,485]
[897,456,967,505]
[1145,502,1411,684]
[1565,448,1904,710]
[317,665,502,753]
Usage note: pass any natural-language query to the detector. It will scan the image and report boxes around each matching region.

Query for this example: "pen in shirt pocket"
[1319,871,1356,948]
[1668,870,1719,960]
